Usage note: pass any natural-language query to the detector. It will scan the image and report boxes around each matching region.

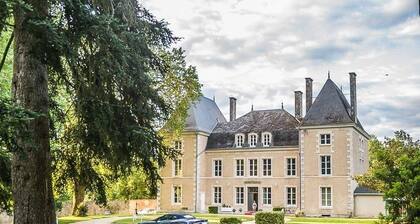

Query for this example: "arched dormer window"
[235,134,245,148]
[248,133,258,147]
[262,132,272,147]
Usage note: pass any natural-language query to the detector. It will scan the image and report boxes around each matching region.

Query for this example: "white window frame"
[172,185,182,205]
[248,133,258,147]
[320,134,331,145]
[320,186,333,208]
[213,186,222,205]
[262,132,272,147]
[285,157,297,177]
[249,158,258,177]
[173,159,182,177]
[213,159,223,177]
[235,186,245,205]
[235,158,245,177]
[262,187,272,206]
[174,139,183,151]
[285,186,297,207]
[235,134,245,148]
[262,158,272,177]
[320,155,332,176]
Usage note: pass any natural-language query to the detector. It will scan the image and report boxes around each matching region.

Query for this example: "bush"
[220,217,242,224]
[255,212,284,224]
[294,210,304,217]
[208,206,218,214]
[75,204,88,217]
[273,207,284,212]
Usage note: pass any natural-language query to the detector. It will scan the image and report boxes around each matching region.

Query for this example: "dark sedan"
[139,213,208,224]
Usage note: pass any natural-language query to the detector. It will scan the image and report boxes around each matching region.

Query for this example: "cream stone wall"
[354,195,386,217]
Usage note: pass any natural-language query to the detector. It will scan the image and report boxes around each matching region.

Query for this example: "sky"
[143,0,420,139]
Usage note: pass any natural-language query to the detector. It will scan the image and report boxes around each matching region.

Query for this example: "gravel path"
[73,216,131,224]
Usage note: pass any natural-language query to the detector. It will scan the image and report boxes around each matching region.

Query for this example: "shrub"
[208,206,218,214]
[255,212,284,224]
[273,207,284,212]
[76,204,88,217]
[220,217,242,224]
[294,210,304,217]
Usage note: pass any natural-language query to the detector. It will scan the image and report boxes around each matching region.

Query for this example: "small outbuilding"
[354,186,386,218]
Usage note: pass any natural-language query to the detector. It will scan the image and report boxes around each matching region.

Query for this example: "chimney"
[294,91,303,120]
[349,72,357,121]
[229,97,237,122]
[305,78,313,113]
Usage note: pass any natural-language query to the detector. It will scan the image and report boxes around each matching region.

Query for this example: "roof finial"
[251,104,254,111]
[281,102,284,109]
[328,70,331,79]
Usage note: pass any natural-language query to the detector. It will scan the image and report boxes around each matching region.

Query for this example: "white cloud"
[143,0,420,139]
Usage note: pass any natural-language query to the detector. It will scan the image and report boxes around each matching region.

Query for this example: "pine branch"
[0,31,13,74]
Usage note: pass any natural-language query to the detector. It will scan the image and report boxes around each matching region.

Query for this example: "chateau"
[158,73,384,217]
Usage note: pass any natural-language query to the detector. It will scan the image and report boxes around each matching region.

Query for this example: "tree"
[1,0,200,222]
[356,131,420,223]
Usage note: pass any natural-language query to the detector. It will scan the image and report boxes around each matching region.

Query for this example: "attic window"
[262,132,272,147]
[235,134,245,148]
[248,133,258,147]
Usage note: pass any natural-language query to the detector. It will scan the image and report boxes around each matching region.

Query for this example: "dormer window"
[235,134,245,148]
[262,132,272,147]
[248,133,258,147]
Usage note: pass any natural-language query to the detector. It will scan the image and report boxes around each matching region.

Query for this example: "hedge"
[273,207,284,212]
[220,217,242,224]
[255,211,284,224]
[208,206,218,214]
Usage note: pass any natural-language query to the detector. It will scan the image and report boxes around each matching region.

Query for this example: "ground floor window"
[321,187,332,207]
[213,186,222,204]
[286,187,296,206]
[173,185,182,204]
[235,187,244,204]
[263,187,272,205]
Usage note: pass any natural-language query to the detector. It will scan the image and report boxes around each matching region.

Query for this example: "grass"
[58,214,128,224]
[287,217,378,224]
[112,213,254,224]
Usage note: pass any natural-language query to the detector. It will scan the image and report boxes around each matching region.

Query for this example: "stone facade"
[158,74,374,217]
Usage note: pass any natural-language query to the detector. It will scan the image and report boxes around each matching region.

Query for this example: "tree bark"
[72,179,86,216]
[11,0,55,223]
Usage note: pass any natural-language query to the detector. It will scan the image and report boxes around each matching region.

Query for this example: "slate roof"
[207,109,299,149]
[354,186,382,195]
[184,96,226,133]
[302,78,365,130]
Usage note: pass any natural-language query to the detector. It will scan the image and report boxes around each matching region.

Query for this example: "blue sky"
[144,0,420,139]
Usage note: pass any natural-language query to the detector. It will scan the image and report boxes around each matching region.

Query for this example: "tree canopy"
[356,130,420,223]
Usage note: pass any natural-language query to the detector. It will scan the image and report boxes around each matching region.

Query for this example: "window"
[235,134,245,147]
[174,140,183,150]
[321,187,332,207]
[320,155,331,175]
[263,187,272,205]
[262,158,272,176]
[213,186,222,204]
[174,159,182,176]
[235,159,244,176]
[248,133,258,147]
[286,158,296,176]
[213,160,222,177]
[262,132,271,147]
[249,159,258,176]
[235,187,244,204]
[320,134,331,145]
[173,186,182,204]
[286,187,297,206]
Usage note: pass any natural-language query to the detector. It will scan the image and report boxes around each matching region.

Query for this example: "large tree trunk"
[11,0,55,223]
[72,179,86,216]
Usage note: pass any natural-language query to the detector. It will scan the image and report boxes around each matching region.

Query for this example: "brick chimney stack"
[305,78,313,113]
[349,72,357,121]
[229,97,237,122]
[294,91,303,120]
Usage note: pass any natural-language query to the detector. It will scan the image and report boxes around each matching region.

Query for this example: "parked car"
[139,213,208,224]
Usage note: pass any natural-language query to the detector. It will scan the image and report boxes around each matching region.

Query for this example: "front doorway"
[247,187,259,211]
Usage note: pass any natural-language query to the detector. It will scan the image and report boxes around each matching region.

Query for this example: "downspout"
[299,129,302,212]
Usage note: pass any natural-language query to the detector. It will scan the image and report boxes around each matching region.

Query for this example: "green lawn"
[112,213,254,224]
[287,217,378,224]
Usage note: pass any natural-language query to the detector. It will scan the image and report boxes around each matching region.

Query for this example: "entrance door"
[247,187,259,211]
